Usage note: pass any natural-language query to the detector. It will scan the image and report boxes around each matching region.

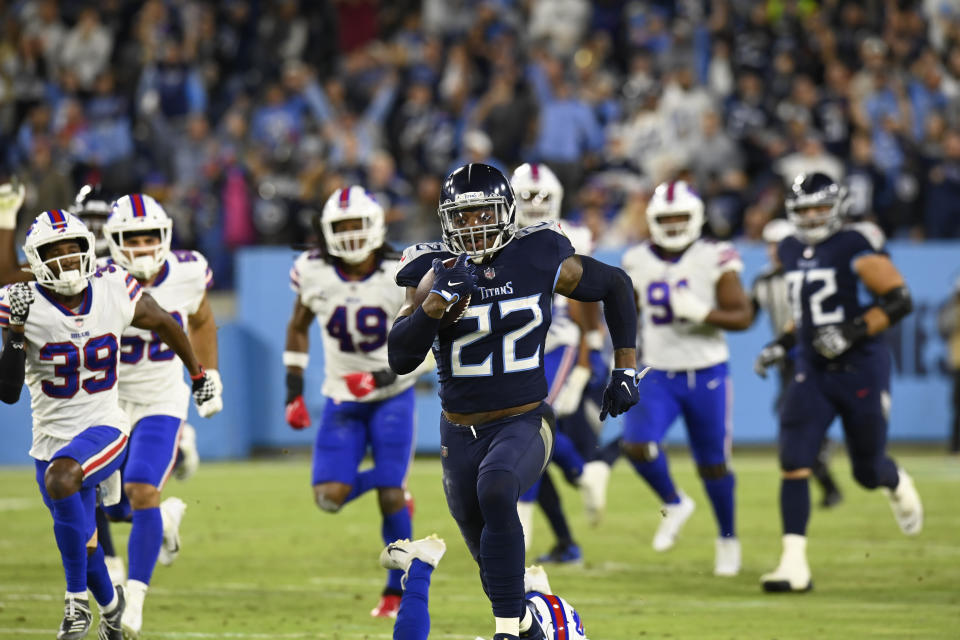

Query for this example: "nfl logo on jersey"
[483,266,496,280]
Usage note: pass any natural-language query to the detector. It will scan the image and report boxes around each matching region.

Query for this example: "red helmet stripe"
[531,163,540,181]
[339,188,350,209]
[47,209,68,228]
[544,595,568,640]
[666,181,676,203]
[131,194,147,218]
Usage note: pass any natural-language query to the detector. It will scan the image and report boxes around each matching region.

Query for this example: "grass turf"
[0,449,958,639]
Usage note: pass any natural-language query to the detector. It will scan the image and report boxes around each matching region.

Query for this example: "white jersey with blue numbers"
[0,267,141,459]
[112,251,212,419]
[622,239,743,371]
[545,222,593,353]
[396,221,576,413]
[291,250,416,403]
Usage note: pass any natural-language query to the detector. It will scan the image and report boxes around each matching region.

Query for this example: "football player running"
[380,535,589,640]
[757,173,922,592]
[95,193,222,637]
[285,186,426,619]
[0,210,218,640]
[621,180,753,577]
[510,162,610,563]
[389,163,639,640]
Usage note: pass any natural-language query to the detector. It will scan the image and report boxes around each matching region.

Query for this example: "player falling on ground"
[509,162,610,563]
[380,535,588,640]
[0,211,219,640]
[620,180,753,576]
[285,186,424,619]
[756,172,923,592]
[96,193,222,637]
[752,218,842,508]
[389,163,639,640]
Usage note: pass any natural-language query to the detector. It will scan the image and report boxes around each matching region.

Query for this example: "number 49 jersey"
[291,250,415,403]
[396,222,576,414]
[0,266,141,454]
[113,250,212,418]
[622,239,743,370]
[778,222,887,368]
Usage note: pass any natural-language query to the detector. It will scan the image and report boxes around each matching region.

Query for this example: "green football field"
[1,449,958,639]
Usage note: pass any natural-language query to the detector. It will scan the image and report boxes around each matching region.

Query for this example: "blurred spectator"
[60,8,113,90]
[937,276,960,453]
[924,129,960,238]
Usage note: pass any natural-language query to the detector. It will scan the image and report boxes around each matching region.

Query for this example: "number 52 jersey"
[0,266,141,456]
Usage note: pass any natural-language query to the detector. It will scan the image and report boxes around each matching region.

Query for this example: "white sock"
[519,607,533,632]
[495,616,520,637]
[65,591,87,601]
[100,590,119,614]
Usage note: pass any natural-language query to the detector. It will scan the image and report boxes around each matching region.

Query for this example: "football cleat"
[652,492,695,552]
[121,580,147,639]
[535,542,582,565]
[104,554,126,586]
[578,460,611,527]
[761,534,813,593]
[884,468,923,535]
[523,565,553,595]
[97,585,124,640]
[379,534,447,574]
[173,424,199,481]
[369,594,401,619]
[158,497,187,566]
[57,596,92,640]
[714,537,741,577]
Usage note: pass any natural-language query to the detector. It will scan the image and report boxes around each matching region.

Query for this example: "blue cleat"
[535,543,582,565]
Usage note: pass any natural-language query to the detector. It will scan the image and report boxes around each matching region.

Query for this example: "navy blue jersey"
[778,222,888,369]
[396,221,576,413]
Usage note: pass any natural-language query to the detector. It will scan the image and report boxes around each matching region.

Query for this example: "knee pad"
[622,441,659,463]
[315,494,343,513]
[697,462,729,480]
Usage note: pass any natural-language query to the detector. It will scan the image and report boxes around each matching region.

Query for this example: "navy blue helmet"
[438,163,516,261]
[69,184,117,256]
[785,172,846,244]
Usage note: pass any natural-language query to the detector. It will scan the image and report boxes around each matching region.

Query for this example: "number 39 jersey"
[291,250,415,403]
[112,250,212,418]
[396,222,576,414]
[0,266,141,454]
[778,222,887,368]
[622,239,743,371]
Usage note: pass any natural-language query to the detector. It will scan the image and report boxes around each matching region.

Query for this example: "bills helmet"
[525,592,588,640]
[105,194,173,279]
[439,163,516,261]
[646,180,704,251]
[785,172,846,244]
[318,186,385,264]
[69,184,115,256]
[510,162,564,227]
[24,209,98,295]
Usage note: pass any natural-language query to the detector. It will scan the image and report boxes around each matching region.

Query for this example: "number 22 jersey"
[0,266,141,458]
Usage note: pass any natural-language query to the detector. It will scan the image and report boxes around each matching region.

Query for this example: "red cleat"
[404,490,415,518]
[370,594,401,618]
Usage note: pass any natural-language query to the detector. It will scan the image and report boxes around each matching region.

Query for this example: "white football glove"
[670,281,711,323]
[754,343,786,378]
[552,365,591,417]
[0,182,25,231]
[192,368,223,418]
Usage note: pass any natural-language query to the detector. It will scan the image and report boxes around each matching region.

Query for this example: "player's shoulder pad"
[93,262,143,301]
[701,239,743,271]
[514,220,575,262]
[621,241,650,269]
[396,241,454,287]
[844,221,886,252]
[515,219,565,241]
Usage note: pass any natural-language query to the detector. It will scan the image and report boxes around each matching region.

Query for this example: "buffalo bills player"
[285,186,425,618]
[380,535,588,640]
[98,193,222,637]
[756,173,923,592]
[0,211,217,640]
[388,163,639,640]
[509,162,609,562]
[621,180,753,577]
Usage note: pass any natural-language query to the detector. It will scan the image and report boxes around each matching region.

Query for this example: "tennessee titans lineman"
[388,163,639,640]
[756,173,923,592]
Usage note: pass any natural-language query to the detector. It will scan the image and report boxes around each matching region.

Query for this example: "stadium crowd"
[3,0,960,286]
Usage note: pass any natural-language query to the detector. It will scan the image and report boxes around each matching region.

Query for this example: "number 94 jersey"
[291,250,414,403]
[112,250,212,419]
[622,239,743,370]
[0,266,141,453]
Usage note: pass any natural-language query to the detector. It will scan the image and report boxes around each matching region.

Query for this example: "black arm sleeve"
[388,307,441,375]
[878,286,912,325]
[0,331,26,404]
[568,256,638,350]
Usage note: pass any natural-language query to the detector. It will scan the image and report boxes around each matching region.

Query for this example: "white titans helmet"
[24,209,98,295]
[646,180,704,251]
[525,592,588,640]
[320,186,386,264]
[105,194,173,279]
[510,162,564,227]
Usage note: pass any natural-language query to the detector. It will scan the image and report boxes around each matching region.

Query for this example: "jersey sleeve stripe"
[128,282,142,300]
[0,303,10,313]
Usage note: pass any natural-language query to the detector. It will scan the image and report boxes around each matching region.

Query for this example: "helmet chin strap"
[55,269,85,295]
[130,254,159,278]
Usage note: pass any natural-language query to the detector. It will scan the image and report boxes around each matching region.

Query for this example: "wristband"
[283,351,310,369]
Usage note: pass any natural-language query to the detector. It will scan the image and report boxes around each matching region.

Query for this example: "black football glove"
[6,282,35,327]
[430,254,478,308]
[599,367,646,420]
[813,318,867,359]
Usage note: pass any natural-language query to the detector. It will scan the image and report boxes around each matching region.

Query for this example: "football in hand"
[414,256,471,329]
